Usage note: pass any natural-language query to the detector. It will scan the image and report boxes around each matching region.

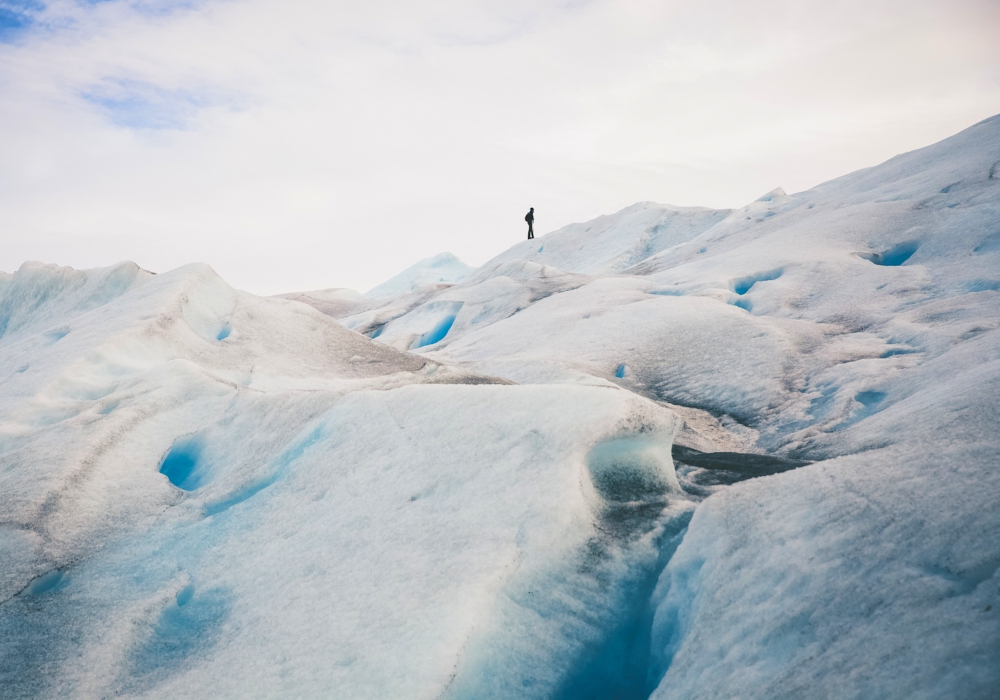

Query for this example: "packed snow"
[2,115,999,699]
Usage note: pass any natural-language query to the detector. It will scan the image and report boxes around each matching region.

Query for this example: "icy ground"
[2,116,999,699]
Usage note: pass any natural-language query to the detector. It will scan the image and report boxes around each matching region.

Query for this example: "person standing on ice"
[525,207,535,239]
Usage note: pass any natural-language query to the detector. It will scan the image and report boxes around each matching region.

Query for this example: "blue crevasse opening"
[411,304,464,349]
[215,324,231,341]
[879,242,918,266]
[861,242,919,266]
[159,437,205,490]
[855,390,886,406]
[732,269,783,295]
[416,314,456,347]
[616,363,627,379]
[25,570,67,595]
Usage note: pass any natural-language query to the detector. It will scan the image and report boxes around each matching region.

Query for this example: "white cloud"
[1,0,998,294]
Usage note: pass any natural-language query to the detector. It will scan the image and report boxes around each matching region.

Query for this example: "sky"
[1,0,998,295]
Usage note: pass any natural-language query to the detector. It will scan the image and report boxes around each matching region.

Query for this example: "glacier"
[1,115,999,699]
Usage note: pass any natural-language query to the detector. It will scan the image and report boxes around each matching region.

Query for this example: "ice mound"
[365,251,475,299]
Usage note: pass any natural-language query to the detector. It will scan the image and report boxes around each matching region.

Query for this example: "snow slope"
[3,115,999,699]
[365,251,474,299]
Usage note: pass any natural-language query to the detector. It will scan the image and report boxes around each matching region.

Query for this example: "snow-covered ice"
[2,115,999,698]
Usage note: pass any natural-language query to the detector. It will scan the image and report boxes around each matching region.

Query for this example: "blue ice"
[413,314,458,348]
[159,438,204,490]
[25,570,67,595]
[733,269,783,295]
[862,242,919,266]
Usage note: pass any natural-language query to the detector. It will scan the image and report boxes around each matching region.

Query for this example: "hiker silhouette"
[525,207,534,240]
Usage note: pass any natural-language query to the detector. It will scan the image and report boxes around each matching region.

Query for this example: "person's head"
[530,207,534,212]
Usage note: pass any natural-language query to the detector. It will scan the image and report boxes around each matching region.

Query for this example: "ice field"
[1,115,999,698]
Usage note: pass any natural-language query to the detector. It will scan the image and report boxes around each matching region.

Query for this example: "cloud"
[0,0,998,294]
[80,77,241,129]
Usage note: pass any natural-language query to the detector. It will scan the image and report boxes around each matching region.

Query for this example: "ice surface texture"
[3,114,1000,699]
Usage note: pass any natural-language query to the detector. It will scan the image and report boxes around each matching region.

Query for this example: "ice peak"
[755,187,787,202]
[366,252,475,299]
